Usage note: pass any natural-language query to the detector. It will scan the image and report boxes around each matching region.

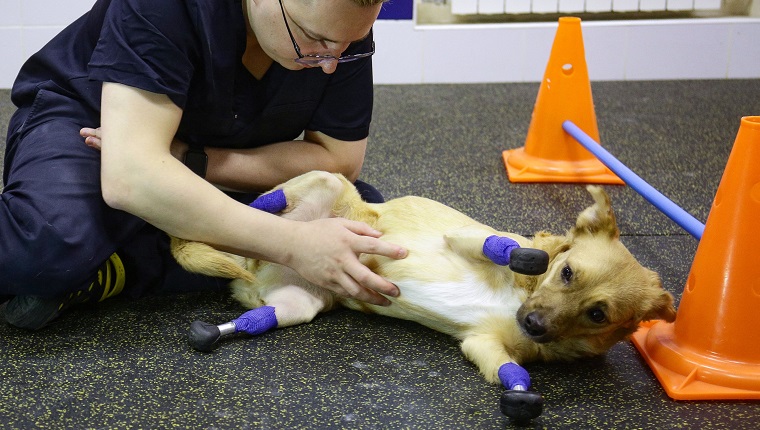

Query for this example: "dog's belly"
[337,196,529,337]
[342,274,525,338]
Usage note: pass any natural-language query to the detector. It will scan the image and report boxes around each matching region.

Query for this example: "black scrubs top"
[10,0,375,149]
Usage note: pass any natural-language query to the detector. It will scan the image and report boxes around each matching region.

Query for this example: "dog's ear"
[641,291,677,323]
[638,274,677,322]
[571,185,620,239]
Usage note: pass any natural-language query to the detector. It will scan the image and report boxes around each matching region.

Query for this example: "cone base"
[503,147,624,184]
[631,321,760,400]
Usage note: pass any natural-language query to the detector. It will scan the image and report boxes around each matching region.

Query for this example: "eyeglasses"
[277,0,375,67]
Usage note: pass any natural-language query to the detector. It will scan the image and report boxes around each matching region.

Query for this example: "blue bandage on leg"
[250,189,287,213]
[232,306,278,336]
[483,235,520,266]
[499,362,531,390]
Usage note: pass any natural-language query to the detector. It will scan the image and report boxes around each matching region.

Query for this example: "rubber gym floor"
[2,80,759,428]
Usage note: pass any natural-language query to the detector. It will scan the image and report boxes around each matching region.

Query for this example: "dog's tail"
[169,236,255,282]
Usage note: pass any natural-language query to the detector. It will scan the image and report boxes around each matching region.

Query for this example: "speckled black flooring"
[2,80,760,428]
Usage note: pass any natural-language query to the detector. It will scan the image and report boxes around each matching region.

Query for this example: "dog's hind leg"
[250,171,351,221]
[250,171,375,226]
[226,284,331,335]
[189,281,334,352]
[257,284,334,328]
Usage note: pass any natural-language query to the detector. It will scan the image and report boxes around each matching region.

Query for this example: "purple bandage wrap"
[498,362,531,390]
[250,189,287,213]
[483,235,520,266]
[232,306,278,336]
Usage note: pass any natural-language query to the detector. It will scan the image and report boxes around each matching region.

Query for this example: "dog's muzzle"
[517,310,553,343]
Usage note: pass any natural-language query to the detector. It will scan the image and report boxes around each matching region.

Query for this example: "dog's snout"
[523,312,547,337]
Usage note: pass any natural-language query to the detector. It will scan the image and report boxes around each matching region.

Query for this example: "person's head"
[245,0,384,74]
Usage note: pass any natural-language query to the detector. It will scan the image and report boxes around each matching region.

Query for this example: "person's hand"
[80,127,102,150]
[286,217,407,306]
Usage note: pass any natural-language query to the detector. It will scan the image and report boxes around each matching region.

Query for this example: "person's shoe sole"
[4,295,64,330]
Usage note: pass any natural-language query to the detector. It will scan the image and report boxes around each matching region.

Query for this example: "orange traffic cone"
[631,116,760,400]
[503,17,622,184]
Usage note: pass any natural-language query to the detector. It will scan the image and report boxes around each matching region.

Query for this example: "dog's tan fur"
[172,171,676,384]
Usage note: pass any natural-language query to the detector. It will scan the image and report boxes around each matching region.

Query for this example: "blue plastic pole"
[562,120,705,240]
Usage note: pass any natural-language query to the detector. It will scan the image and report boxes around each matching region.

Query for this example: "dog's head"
[516,186,676,358]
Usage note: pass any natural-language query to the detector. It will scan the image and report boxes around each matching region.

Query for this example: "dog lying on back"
[172,171,675,399]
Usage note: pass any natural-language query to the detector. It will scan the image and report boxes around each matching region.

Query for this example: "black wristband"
[183,146,208,178]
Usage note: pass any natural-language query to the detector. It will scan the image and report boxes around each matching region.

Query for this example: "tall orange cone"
[631,116,760,400]
[503,17,623,184]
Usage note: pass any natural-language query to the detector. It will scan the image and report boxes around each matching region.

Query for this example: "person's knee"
[1,196,97,297]
[2,241,97,298]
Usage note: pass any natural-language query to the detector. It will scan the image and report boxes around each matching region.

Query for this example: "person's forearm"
[106,145,300,263]
[206,143,332,192]
[202,134,367,193]
[99,82,297,264]
[97,130,366,194]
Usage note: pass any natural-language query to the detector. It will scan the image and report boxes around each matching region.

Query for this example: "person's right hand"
[283,217,407,306]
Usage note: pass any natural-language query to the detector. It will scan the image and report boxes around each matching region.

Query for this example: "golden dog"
[172,171,676,419]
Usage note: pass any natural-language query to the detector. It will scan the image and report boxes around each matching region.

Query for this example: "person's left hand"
[80,127,102,150]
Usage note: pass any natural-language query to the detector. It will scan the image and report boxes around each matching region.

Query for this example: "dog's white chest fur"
[349,273,525,337]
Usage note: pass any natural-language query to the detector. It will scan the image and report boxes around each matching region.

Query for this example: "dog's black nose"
[523,312,547,337]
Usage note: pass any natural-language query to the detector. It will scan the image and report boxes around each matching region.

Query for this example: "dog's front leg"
[460,333,544,422]
[444,226,503,263]
[445,228,549,276]
[460,332,520,384]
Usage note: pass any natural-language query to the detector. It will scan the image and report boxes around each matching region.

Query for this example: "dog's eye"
[587,308,607,324]
[560,265,573,284]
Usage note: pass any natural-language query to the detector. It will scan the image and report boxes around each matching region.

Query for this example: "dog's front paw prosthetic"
[188,306,278,352]
[250,189,287,213]
[483,236,550,276]
[498,362,544,422]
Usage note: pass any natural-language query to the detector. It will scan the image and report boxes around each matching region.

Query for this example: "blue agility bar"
[562,120,705,240]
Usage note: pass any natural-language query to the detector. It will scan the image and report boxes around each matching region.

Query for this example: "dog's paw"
[250,189,287,213]
[188,320,223,352]
[509,248,549,276]
[500,390,544,422]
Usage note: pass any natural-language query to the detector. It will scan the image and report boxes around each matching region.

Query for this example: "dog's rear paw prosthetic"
[498,362,544,422]
[188,306,278,352]
[250,189,287,213]
[483,236,550,276]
